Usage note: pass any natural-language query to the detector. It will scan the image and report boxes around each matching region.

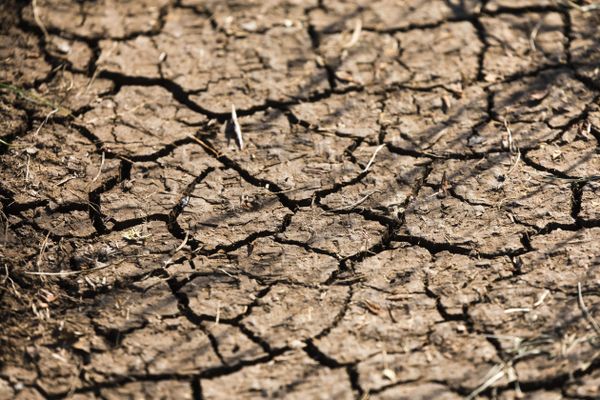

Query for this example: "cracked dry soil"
[1,0,600,399]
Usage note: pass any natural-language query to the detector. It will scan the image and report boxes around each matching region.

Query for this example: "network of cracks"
[1,0,600,399]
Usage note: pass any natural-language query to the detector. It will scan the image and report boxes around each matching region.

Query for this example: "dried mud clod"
[1,1,600,399]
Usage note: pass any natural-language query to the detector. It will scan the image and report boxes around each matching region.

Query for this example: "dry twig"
[187,134,220,156]
[362,144,385,173]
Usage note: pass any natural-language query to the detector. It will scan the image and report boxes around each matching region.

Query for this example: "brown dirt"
[1,1,600,399]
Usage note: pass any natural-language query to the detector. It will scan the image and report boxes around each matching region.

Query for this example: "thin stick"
[327,190,380,212]
[529,18,544,52]
[90,152,105,184]
[174,232,190,253]
[231,104,244,150]
[362,144,385,173]
[533,289,550,307]
[80,68,101,98]
[186,134,220,157]
[34,108,59,136]
[577,282,600,336]
[32,0,49,40]
[506,149,521,176]
[23,261,117,276]
[270,185,321,194]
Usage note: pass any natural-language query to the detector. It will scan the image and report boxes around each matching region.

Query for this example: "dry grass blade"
[362,144,385,173]
[2,264,9,284]
[34,108,59,136]
[344,19,362,49]
[533,289,550,307]
[23,261,115,276]
[467,340,548,400]
[32,0,49,39]
[506,149,521,176]
[90,151,105,184]
[529,18,544,52]
[502,119,522,177]
[577,282,600,336]
[230,104,244,150]
[326,190,380,212]
[163,232,190,267]
[503,119,518,154]
[466,363,506,400]
[0,83,71,116]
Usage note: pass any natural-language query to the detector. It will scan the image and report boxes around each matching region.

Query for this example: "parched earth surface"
[1,0,600,399]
